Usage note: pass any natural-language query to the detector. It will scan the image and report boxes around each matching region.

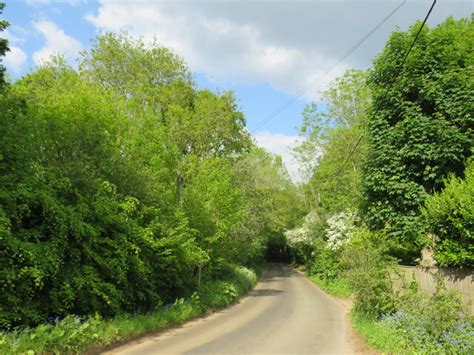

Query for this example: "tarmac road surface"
[107,263,350,354]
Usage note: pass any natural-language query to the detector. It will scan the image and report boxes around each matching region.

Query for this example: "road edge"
[297,269,379,355]
[92,267,265,355]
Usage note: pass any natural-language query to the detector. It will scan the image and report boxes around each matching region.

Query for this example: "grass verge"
[350,310,405,354]
[307,274,404,353]
[308,275,351,298]
[0,265,258,354]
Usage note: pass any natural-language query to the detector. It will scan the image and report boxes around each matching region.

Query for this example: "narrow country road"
[107,264,351,354]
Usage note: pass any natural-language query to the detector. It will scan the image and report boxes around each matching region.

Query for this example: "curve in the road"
[107,263,350,354]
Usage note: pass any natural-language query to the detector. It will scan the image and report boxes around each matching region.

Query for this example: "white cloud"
[3,46,28,73]
[32,20,83,66]
[4,27,27,46]
[87,0,471,99]
[2,29,28,73]
[86,0,348,99]
[254,132,304,183]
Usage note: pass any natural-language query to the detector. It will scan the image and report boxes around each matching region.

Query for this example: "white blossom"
[284,212,317,249]
[325,210,358,251]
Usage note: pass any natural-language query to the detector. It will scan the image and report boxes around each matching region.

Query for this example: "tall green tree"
[295,69,370,215]
[0,60,203,328]
[80,32,194,114]
[80,33,251,204]
[0,28,302,330]
[362,17,473,261]
[233,148,305,262]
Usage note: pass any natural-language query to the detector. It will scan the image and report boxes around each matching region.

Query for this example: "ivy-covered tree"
[362,17,474,262]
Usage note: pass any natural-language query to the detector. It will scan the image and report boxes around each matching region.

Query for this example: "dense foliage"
[1,4,472,353]
[0,33,301,329]
[382,284,473,353]
[295,69,370,216]
[362,17,473,261]
[341,230,396,318]
[423,160,474,266]
[293,17,473,267]
[0,265,257,354]
[286,15,473,355]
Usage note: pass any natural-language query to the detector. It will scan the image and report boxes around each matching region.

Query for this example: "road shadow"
[249,288,284,297]
[261,263,299,282]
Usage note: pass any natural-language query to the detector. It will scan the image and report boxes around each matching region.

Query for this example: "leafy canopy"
[361,17,473,261]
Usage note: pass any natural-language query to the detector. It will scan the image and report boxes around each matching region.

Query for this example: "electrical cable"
[251,0,408,133]
[333,0,437,176]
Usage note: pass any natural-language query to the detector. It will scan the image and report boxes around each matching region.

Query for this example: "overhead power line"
[251,0,408,133]
[334,0,437,176]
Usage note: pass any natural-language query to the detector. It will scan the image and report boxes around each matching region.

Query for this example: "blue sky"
[2,0,307,135]
[2,0,472,180]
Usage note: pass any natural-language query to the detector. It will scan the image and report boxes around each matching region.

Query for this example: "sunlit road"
[107,263,350,354]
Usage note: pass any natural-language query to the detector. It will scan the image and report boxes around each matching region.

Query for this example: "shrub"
[382,283,474,353]
[342,228,397,319]
[0,264,258,354]
[197,265,256,309]
[325,210,358,251]
[284,212,318,265]
[309,244,343,281]
[423,160,474,267]
[0,315,103,354]
[307,211,358,284]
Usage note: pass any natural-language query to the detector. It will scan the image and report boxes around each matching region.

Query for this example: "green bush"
[309,244,343,280]
[197,265,256,309]
[352,268,473,354]
[0,265,257,354]
[0,315,104,354]
[0,66,207,328]
[342,229,397,319]
[381,283,474,354]
[0,33,294,329]
[423,160,474,267]
[362,17,473,261]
